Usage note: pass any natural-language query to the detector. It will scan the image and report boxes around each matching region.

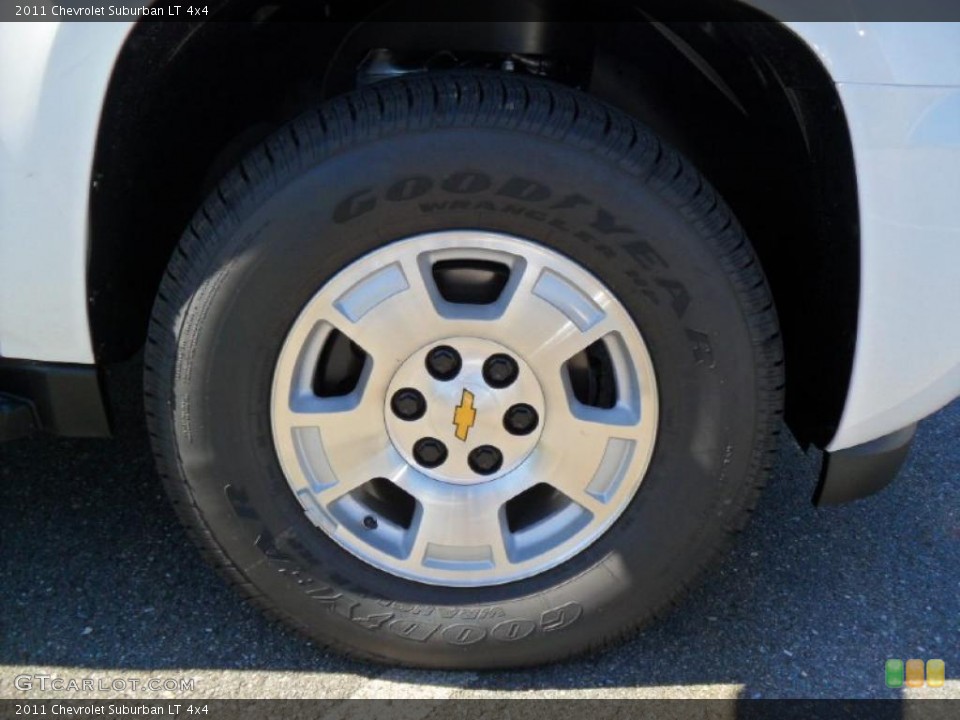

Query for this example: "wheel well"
[89,1,857,447]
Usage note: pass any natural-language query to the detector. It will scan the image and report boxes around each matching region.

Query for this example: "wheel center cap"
[384,337,545,485]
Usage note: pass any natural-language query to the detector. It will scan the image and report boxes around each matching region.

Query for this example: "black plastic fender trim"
[0,359,111,440]
[814,424,917,506]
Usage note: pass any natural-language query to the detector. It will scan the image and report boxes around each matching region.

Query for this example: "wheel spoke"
[499,262,620,376]
[407,488,509,569]
[274,368,402,504]
[288,412,387,476]
[326,254,441,364]
[534,403,643,513]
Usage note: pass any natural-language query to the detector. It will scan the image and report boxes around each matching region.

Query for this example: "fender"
[0,21,135,363]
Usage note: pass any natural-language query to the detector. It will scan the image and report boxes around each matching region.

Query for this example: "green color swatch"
[886,659,905,688]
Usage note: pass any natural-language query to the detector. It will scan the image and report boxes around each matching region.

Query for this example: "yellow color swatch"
[926,659,945,688]
[905,659,925,688]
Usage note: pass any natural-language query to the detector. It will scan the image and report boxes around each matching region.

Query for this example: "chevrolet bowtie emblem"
[452,389,477,442]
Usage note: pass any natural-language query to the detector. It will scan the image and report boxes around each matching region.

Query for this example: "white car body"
[1,19,959,453]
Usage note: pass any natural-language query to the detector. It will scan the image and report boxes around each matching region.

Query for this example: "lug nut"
[413,437,448,468]
[425,345,462,381]
[468,445,503,476]
[482,353,519,388]
[391,387,426,421]
[504,403,539,436]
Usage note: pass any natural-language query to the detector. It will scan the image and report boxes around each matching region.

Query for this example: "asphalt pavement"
[1,359,957,700]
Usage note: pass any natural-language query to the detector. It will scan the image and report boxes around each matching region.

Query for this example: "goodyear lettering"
[491,619,537,642]
[441,625,487,645]
[386,619,439,642]
[540,602,583,632]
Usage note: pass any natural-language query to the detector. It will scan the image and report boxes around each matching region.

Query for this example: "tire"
[145,72,783,668]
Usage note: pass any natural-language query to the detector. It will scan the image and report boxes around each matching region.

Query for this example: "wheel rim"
[270,231,659,587]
